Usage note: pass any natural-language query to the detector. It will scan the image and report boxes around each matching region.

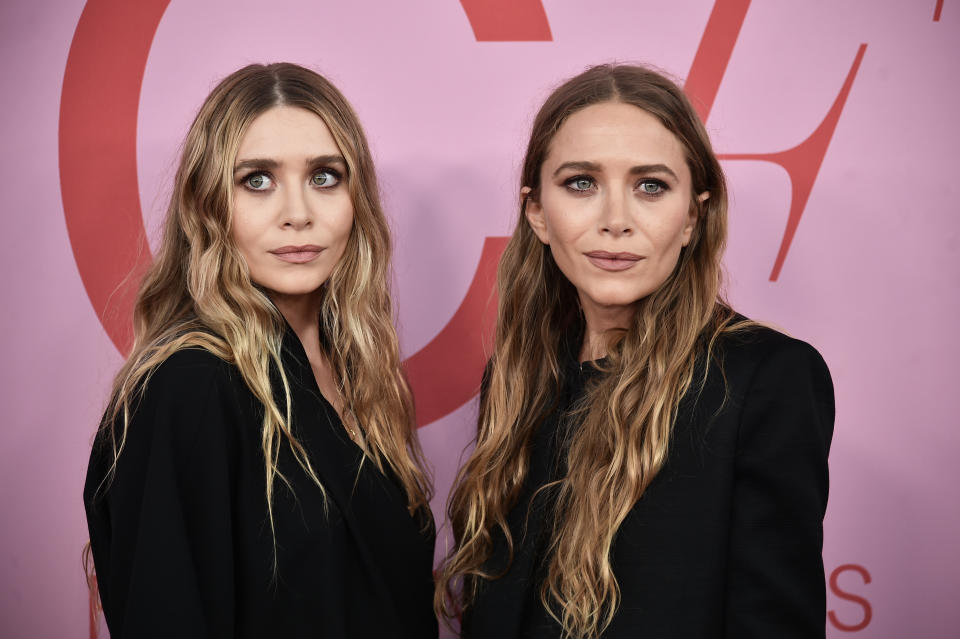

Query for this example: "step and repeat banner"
[1,0,957,637]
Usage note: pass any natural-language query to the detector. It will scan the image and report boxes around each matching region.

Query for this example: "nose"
[281,185,313,230]
[599,188,633,236]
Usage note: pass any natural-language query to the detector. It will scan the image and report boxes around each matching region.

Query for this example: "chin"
[257,276,328,298]
[274,287,326,297]
[583,285,649,309]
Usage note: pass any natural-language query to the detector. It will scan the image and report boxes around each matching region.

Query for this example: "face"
[231,105,354,301]
[525,101,704,322]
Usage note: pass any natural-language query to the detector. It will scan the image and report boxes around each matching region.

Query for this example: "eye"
[637,179,668,196]
[311,169,341,188]
[564,176,596,193]
[243,172,273,192]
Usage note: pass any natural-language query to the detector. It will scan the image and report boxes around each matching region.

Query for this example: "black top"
[83,328,438,639]
[464,324,835,638]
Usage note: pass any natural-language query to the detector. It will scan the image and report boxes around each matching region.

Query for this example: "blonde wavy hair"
[91,63,431,557]
[437,64,745,638]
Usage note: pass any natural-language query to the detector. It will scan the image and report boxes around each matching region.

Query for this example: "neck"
[579,296,636,362]
[269,290,324,349]
[269,289,349,424]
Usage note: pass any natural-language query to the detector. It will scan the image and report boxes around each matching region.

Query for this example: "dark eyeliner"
[637,178,669,196]
[238,170,273,192]
[311,167,343,188]
[563,174,595,193]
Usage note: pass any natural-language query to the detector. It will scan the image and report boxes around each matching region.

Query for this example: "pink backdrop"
[1,0,958,637]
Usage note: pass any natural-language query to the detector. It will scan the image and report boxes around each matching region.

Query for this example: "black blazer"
[464,325,835,638]
[84,329,438,639]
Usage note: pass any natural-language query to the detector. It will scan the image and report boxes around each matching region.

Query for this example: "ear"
[681,191,709,247]
[522,186,550,245]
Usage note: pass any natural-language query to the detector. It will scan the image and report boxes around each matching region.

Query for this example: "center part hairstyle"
[437,64,741,638]
[96,63,431,541]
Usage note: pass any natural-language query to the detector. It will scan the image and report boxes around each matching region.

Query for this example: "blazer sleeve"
[723,338,835,638]
[84,351,243,639]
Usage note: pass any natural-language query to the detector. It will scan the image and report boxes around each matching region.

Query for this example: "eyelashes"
[562,175,670,197]
[242,171,273,191]
[636,179,668,196]
[309,169,342,188]
[566,176,595,193]
[237,168,344,193]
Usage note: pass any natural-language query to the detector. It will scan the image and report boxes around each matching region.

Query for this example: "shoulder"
[701,319,835,435]
[118,347,253,456]
[707,318,835,448]
[87,347,253,504]
[140,347,241,406]
[148,345,236,382]
[712,320,831,389]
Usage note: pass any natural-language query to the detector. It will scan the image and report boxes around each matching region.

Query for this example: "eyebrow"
[552,161,680,182]
[233,154,348,173]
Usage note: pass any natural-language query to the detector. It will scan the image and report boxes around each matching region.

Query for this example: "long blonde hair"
[437,64,742,638]
[92,63,431,546]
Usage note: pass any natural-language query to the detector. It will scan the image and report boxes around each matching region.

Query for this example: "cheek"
[330,205,355,243]
[650,204,694,250]
[229,195,256,246]
[541,203,586,248]
[307,189,354,232]
[339,207,356,234]
[228,213,259,258]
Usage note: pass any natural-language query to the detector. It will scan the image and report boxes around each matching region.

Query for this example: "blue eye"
[311,170,340,188]
[637,179,667,196]
[565,176,595,192]
[244,172,273,191]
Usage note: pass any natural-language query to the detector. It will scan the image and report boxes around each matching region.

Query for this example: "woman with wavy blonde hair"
[437,64,834,638]
[83,63,436,638]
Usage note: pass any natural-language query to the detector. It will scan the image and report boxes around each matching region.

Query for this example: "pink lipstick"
[585,250,643,272]
[269,245,324,264]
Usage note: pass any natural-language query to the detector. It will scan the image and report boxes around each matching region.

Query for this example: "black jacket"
[464,325,835,638]
[84,328,438,639]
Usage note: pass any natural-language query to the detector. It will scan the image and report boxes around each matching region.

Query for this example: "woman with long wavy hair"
[437,64,835,638]
[83,63,436,638]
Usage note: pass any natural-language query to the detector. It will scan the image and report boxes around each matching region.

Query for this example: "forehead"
[236,105,338,157]
[545,101,688,175]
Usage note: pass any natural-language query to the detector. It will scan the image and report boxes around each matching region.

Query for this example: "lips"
[584,250,643,272]
[269,245,324,264]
